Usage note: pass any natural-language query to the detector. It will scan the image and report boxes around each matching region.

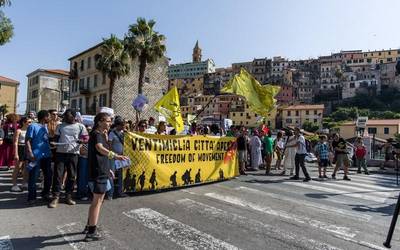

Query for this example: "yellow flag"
[221,68,280,117]
[154,87,184,132]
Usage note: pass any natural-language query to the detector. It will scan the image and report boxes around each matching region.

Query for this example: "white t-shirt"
[296,135,307,154]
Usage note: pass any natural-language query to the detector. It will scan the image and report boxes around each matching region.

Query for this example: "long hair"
[92,112,110,133]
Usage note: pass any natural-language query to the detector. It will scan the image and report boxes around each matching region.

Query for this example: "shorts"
[319,159,328,167]
[336,154,350,167]
[89,177,111,194]
[276,150,283,160]
[385,153,393,161]
[18,145,26,160]
[238,150,247,163]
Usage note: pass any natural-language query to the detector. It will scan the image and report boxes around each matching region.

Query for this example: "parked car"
[305,153,318,163]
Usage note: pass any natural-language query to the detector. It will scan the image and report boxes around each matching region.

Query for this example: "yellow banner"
[122,132,238,192]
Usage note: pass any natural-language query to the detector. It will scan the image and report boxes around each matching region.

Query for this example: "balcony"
[79,86,91,95]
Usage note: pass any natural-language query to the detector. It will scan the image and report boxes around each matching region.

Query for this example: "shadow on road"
[10,232,83,250]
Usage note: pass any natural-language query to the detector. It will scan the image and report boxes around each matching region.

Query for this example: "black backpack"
[4,126,15,144]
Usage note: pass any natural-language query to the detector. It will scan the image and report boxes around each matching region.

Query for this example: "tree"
[302,121,320,133]
[95,35,130,108]
[0,104,8,120]
[0,0,13,46]
[124,17,166,95]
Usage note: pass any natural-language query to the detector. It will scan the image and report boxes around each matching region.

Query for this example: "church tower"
[192,40,202,63]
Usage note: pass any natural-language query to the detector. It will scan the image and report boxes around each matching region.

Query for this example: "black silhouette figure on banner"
[195,169,201,183]
[219,168,224,180]
[188,168,193,184]
[137,171,146,191]
[149,169,158,190]
[181,169,193,185]
[123,170,132,192]
[170,171,178,187]
[130,174,137,192]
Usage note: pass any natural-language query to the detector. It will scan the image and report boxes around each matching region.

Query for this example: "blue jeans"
[77,157,89,198]
[28,157,52,201]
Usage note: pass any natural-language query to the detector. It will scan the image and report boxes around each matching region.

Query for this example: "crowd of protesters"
[0,109,376,240]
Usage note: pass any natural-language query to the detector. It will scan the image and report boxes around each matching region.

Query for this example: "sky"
[1,0,400,113]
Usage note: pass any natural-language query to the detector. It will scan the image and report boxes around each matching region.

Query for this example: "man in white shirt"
[289,128,311,182]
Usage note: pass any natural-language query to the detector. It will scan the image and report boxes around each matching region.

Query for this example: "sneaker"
[364,172,370,175]
[289,176,300,180]
[85,231,103,242]
[65,195,76,205]
[357,170,362,174]
[11,185,22,192]
[331,174,336,180]
[22,183,28,190]
[323,175,328,178]
[80,196,89,201]
[318,175,323,179]
[48,197,59,208]
[303,178,311,182]
[343,175,351,181]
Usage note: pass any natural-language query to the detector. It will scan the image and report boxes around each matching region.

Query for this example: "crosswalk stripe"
[348,177,399,187]
[335,180,400,191]
[317,182,395,198]
[284,182,387,203]
[234,186,372,222]
[123,208,240,250]
[176,198,342,250]
[0,235,14,250]
[353,174,397,182]
[204,192,356,238]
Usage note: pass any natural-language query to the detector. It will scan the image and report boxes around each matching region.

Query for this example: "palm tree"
[124,17,166,95]
[96,34,130,108]
[0,0,13,46]
[0,0,11,7]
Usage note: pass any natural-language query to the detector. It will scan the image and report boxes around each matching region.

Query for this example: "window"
[367,58,372,63]
[86,77,90,88]
[94,74,98,88]
[368,127,377,134]
[384,127,390,134]
[350,82,355,88]
[79,78,84,89]
[79,98,83,111]
[87,57,92,69]
[306,110,309,115]
[287,111,291,116]
[314,119,318,123]
[387,58,393,62]
[314,110,317,115]
[240,113,243,117]
[31,89,38,98]
[99,93,107,107]
[295,111,299,116]
[71,99,77,109]
[80,60,84,71]
[233,113,236,117]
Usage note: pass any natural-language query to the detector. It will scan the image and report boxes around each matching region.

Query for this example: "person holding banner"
[84,112,129,241]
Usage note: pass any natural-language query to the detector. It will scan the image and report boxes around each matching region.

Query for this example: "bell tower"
[192,40,202,63]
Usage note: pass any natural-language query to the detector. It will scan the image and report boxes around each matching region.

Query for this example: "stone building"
[0,75,19,114]
[26,69,69,113]
[68,42,169,121]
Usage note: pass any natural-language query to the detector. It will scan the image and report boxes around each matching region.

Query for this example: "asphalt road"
[0,165,400,250]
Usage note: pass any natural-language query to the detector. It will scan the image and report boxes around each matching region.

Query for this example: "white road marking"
[318,182,395,198]
[334,234,388,250]
[284,182,387,203]
[204,192,356,238]
[0,183,13,186]
[337,180,400,191]
[176,198,342,250]
[0,235,14,250]
[235,186,371,222]
[349,177,399,187]
[0,198,17,202]
[123,208,240,250]
[57,222,129,250]
[56,222,84,250]
[354,174,396,182]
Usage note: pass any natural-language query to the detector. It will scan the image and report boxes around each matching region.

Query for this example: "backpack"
[3,125,15,144]
[355,146,367,159]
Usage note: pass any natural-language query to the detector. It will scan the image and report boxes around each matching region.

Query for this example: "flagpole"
[192,94,220,122]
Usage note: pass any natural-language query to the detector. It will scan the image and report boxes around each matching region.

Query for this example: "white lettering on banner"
[0,235,13,250]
